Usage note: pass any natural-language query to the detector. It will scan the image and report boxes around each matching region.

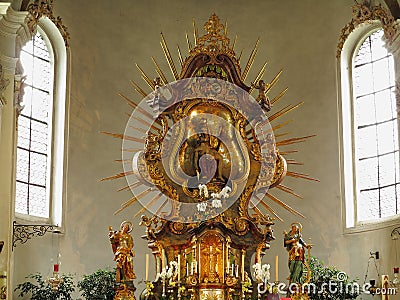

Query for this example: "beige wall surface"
[9,1,399,299]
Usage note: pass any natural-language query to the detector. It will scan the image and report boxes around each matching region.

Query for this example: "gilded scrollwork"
[337,1,398,58]
[27,0,70,48]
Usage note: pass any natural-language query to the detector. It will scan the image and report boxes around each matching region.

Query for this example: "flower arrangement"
[252,263,270,283]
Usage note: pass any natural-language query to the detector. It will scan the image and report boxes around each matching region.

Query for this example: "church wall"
[6,1,399,299]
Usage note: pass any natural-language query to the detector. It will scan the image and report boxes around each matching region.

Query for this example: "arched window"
[15,18,68,226]
[340,25,399,229]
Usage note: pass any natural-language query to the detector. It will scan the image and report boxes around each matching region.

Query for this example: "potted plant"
[14,273,75,299]
[308,256,360,300]
[77,268,116,300]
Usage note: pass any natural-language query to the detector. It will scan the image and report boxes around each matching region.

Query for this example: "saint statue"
[283,222,311,285]
[109,221,136,283]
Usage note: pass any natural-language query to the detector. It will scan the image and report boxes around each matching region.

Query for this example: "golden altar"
[104,13,316,300]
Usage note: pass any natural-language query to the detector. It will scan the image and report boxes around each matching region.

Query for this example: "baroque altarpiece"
[105,14,315,300]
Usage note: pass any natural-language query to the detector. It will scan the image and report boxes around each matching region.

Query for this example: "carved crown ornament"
[26,0,70,47]
[337,0,398,58]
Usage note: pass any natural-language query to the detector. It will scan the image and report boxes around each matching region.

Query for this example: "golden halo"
[120,220,133,233]
[290,222,302,232]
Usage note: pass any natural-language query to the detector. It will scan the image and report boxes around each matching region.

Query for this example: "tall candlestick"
[275,255,279,282]
[178,254,181,281]
[145,254,149,281]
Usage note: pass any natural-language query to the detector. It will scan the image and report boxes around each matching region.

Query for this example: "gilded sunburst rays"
[102,14,317,221]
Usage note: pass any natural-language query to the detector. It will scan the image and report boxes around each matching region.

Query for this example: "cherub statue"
[251,79,272,112]
[109,221,136,283]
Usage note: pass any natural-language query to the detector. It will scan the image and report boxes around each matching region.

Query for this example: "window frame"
[339,21,400,233]
[14,16,69,229]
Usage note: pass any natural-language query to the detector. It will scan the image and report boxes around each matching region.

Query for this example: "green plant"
[14,273,75,299]
[77,268,116,300]
[307,256,360,300]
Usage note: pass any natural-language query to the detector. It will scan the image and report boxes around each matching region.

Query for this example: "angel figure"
[251,79,272,112]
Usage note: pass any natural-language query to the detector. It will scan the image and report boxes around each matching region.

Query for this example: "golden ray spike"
[279,149,299,155]
[276,134,316,146]
[224,19,228,36]
[160,33,179,80]
[255,119,293,136]
[238,49,243,63]
[100,132,145,143]
[130,126,147,134]
[129,80,147,98]
[154,198,169,216]
[242,38,260,81]
[100,171,135,181]
[193,19,198,46]
[264,193,305,218]
[268,102,304,122]
[134,193,163,218]
[276,184,304,199]
[114,159,130,163]
[177,45,184,67]
[151,57,169,85]
[136,64,155,90]
[275,132,290,138]
[122,148,144,153]
[118,93,154,121]
[117,181,142,192]
[287,171,320,182]
[185,32,192,52]
[265,69,283,94]
[286,159,303,165]
[254,195,283,222]
[249,60,268,94]
[131,115,161,132]
[271,87,289,105]
[114,188,153,215]
[232,34,237,51]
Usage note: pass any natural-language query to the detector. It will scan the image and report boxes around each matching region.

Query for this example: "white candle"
[236,264,239,278]
[231,264,234,276]
[241,251,245,281]
[178,254,181,281]
[145,254,149,281]
[161,249,165,269]
[186,263,189,276]
[275,255,279,282]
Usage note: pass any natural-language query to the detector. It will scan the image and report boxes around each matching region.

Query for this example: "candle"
[241,250,245,281]
[236,265,239,278]
[186,263,189,276]
[145,254,149,281]
[53,263,59,273]
[275,255,279,282]
[178,254,181,281]
[161,249,165,269]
